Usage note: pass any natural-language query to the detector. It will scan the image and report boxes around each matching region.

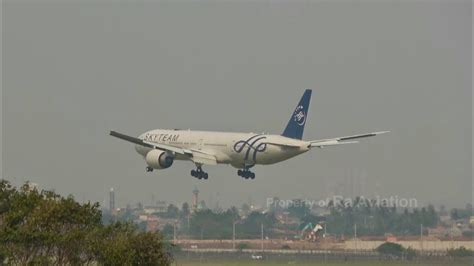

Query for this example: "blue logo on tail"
[282,89,312,140]
[294,105,306,126]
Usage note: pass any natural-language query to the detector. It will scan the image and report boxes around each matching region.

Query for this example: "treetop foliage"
[0,180,173,265]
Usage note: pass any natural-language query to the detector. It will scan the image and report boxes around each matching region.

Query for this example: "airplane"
[110,89,388,180]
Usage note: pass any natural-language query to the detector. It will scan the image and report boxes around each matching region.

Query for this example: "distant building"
[428,226,447,238]
[428,225,463,238]
[386,236,398,242]
[109,188,115,211]
[144,201,167,214]
[447,225,463,237]
[439,215,452,225]
[199,200,207,210]
[146,216,160,232]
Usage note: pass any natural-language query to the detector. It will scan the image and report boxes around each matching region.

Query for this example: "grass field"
[174,260,471,266]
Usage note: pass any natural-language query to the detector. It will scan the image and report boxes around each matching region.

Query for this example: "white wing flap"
[143,140,187,155]
[191,152,217,165]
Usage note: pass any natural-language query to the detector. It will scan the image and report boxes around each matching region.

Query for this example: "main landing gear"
[238,169,255,179]
[146,166,154,172]
[191,166,208,180]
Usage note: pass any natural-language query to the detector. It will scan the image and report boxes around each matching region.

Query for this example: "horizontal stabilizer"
[310,140,358,148]
[309,131,389,148]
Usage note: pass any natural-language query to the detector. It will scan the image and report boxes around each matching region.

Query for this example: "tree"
[241,203,250,215]
[376,242,416,260]
[199,200,207,210]
[0,182,102,264]
[226,206,240,221]
[161,224,174,239]
[181,202,190,218]
[451,209,459,220]
[450,207,473,220]
[179,202,191,233]
[288,200,311,219]
[166,204,180,218]
[240,211,277,238]
[189,209,234,239]
[447,246,473,257]
[187,207,243,239]
[300,214,324,228]
[376,242,404,258]
[91,223,173,266]
[0,180,173,265]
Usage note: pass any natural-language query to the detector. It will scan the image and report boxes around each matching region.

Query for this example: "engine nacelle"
[145,150,174,169]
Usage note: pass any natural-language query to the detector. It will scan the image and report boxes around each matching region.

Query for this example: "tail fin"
[282,89,312,140]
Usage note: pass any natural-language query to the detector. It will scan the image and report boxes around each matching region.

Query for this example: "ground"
[175,260,471,266]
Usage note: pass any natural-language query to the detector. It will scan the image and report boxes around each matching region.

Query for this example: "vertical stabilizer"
[282,89,312,139]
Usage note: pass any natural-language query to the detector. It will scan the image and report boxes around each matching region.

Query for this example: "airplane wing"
[309,131,389,148]
[110,131,188,155]
[110,131,218,165]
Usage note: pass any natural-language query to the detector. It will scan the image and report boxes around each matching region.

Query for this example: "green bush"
[405,247,417,260]
[376,242,417,260]
[236,242,251,251]
[447,246,473,257]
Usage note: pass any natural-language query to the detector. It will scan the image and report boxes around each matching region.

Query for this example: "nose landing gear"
[146,166,154,172]
[191,166,208,180]
[238,169,255,179]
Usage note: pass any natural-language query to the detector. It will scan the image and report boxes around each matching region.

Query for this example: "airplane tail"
[282,89,312,140]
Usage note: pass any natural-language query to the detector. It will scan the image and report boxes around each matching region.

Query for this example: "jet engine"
[145,150,174,169]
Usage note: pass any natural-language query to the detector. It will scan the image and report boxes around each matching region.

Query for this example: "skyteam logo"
[233,134,267,163]
[294,105,306,126]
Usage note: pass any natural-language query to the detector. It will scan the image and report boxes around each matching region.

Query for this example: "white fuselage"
[134,129,310,168]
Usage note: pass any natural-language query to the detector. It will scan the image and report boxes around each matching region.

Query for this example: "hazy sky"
[3,1,472,209]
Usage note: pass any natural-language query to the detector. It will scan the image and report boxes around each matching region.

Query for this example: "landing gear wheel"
[146,166,154,172]
[238,169,255,179]
[191,166,208,180]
